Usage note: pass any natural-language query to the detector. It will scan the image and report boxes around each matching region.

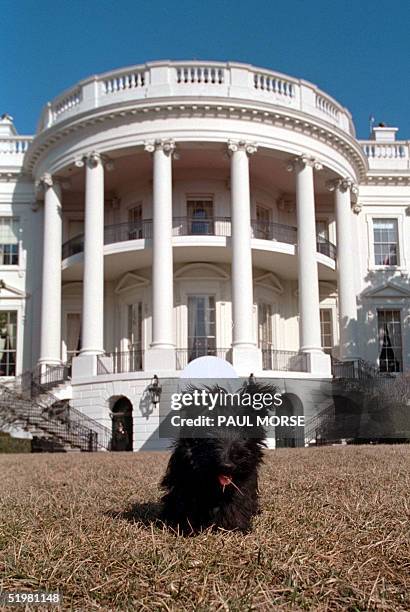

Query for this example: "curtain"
[67,314,81,357]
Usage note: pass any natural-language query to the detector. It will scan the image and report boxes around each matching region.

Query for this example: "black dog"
[160,382,271,534]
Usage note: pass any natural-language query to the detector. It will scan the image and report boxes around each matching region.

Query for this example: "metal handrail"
[62,217,337,260]
[0,383,99,451]
[97,348,144,375]
[251,219,297,245]
[32,363,71,389]
[261,347,308,372]
[2,372,111,450]
[176,347,232,370]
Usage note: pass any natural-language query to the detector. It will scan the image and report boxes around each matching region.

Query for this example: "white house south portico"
[1,60,409,450]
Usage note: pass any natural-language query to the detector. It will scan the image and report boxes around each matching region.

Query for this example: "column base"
[232,345,262,376]
[37,359,62,370]
[72,354,97,379]
[305,350,332,376]
[145,347,176,372]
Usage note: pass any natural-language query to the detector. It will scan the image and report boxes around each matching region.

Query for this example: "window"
[66,313,81,360]
[320,309,333,354]
[373,219,399,266]
[258,303,273,349]
[187,296,216,359]
[128,205,143,239]
[127,302,143,369]
[0,218,19,265]
[255,206,271,239]
[377,310,402,373]
[127,302,142,349]
[0,311,17,376]
[316,220,329,243]
[187,200,214,235]
[258,303,274,369]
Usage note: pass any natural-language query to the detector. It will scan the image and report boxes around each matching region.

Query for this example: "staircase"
[304,402,336,446]
[0,368,111,452]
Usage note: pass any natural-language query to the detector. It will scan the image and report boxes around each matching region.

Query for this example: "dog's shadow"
[105,501,163,528]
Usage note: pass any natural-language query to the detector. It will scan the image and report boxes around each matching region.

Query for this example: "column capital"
[144,139,176,155]
[75,151,113,170]
[35,172,54,189]
[286,154,322,172]
[326,177,358,194]
[227,140,258,156]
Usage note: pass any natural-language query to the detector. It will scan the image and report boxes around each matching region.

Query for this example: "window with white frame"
[254,206,271,239]
[127,302,143,370]
[0,218,19,265]
[66,313,81,360]
[320,308,333,354]
[258,303,273,348]
[186,199,214,235]
[377,310,402,373]
[373,219,399,266]
[187,295,216,358]
[128,204,143,239]
[316,219,329,243]
[0,310,17,376]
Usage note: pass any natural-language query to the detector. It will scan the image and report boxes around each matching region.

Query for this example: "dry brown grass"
[0,446,409,611]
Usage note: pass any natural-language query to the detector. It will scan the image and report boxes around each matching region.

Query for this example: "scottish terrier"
[160,382,271,534]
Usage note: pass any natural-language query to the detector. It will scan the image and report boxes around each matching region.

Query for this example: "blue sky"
[2,0,409,138]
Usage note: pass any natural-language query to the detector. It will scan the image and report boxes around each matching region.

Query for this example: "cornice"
[23,97,368,180]
[360,173,410,187]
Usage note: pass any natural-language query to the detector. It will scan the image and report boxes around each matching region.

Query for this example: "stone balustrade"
[0,136,33,169]
[361,140,410,170]
[35,61,355,135]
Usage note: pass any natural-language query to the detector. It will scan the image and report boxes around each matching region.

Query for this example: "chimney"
[371,122,398,142]
[0,113,18,137]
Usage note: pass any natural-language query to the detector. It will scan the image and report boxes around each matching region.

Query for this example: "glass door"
[187,296,216,360]
[187,200,214,235]
[127,302,143,370]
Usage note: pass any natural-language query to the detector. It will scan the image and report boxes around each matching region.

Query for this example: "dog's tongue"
[218,474,232,487]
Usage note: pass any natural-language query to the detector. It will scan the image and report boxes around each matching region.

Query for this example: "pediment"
[0,281,28,299]
[254,272,284,294]
[362,281,410,299]
[115,272,149,294]
[175,263,229,281]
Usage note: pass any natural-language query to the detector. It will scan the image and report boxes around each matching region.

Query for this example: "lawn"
[0,446,409,611]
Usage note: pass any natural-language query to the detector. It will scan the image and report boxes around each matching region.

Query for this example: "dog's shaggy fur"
[160,383,271,534]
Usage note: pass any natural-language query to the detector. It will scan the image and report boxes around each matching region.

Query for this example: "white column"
[144,140,175,371]
[80,152,105,356]
[289,155,330,375]
[331,178,358,359]
[229,140,261,373]
[38,174,62,366]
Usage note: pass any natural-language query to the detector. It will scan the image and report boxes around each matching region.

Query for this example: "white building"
[0,61,409,450]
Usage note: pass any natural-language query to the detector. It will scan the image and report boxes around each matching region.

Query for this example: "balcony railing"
[62,217,336,260]
[261,348,308,372]
[33,363,71,389]
[176,347,232,370]
[97,348,143,375]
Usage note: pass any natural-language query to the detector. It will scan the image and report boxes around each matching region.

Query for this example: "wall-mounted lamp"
[148,375,162,405]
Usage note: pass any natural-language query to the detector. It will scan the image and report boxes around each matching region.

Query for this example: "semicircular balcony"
[61,216,337,280]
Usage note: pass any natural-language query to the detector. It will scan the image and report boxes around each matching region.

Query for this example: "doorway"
[111,396,133,451]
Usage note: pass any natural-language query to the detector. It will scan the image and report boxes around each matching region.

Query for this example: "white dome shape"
[179,356,239,379]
